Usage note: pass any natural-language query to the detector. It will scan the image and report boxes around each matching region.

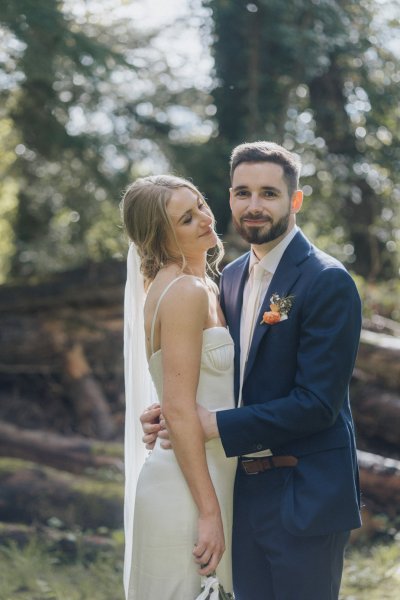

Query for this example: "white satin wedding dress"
[127,276,237,599]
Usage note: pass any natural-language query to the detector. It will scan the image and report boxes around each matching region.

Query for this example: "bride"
[121,175,237,599]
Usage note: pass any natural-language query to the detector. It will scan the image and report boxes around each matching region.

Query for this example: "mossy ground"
[0,534,399,600]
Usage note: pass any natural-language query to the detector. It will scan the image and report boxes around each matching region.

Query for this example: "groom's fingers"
[142,433,157,449]
[141,407,161,449]
[140,405,161,426]
[141,428,159,446]
[142,422,161,435]
[160,438,173,449]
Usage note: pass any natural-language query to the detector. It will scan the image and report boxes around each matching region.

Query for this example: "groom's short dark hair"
[230,141,301,197]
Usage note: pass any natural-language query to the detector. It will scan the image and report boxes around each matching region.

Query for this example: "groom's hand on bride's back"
[140,403,219,449]
[140,403,161,449]
[140,404,172,449]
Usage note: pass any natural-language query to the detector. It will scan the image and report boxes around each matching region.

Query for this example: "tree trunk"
[309,57,381,279]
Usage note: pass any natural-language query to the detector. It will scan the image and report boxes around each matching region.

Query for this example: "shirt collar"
[249,225,299,275]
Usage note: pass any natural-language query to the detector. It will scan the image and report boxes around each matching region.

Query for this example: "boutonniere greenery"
[260,293,294,325]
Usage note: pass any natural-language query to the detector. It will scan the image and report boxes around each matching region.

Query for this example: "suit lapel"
[228,254,249,350]
[244,231,311,381]
[225,253,249,405]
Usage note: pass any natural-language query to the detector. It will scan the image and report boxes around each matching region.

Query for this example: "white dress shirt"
[239,225,299,457]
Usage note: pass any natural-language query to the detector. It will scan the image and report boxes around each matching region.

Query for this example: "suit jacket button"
[256,444,262,450]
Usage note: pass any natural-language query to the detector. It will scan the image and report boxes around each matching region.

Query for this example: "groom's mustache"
[241,213,272,223]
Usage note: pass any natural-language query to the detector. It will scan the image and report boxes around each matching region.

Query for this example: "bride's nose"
[201,211,213,227]
[200,218,213,235]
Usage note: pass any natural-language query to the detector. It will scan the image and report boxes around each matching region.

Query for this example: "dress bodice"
[148,326,235,412]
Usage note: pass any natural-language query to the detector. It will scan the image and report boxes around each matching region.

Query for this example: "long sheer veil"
[123,243,157,597]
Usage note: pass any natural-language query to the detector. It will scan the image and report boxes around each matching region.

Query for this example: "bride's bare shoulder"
[147,271,208,317]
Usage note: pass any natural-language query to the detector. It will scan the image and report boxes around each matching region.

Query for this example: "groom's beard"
[232,208,291,245]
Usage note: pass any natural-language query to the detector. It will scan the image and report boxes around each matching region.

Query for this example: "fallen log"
[63,344,116,439]
[362,314,400,337]
[0,263,125,434]
[0,421,123,475]
[0,458,123,529]
[351,374,400,448]
[357,330,400,391]
[0,260,125,376]
[358,450,400,517]
[0,259,125,313]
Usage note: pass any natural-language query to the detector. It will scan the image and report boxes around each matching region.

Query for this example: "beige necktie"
[239,262,265,405]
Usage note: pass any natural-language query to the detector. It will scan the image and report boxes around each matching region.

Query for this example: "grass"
[0,534,399,599]
[0,537,125,600]
[341,540,400,600]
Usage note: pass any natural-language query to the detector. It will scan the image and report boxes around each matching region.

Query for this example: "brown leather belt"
[239,455,298,475]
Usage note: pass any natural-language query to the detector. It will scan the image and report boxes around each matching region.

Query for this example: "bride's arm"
[159,277,225,576]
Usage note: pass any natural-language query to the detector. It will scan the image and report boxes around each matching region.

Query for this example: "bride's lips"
[199,227,215,238]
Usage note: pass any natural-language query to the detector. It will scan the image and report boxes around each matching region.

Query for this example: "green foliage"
[352,273,400,320]
[0,0,202,280]
[1,0,399,282]
[192,0,400,280]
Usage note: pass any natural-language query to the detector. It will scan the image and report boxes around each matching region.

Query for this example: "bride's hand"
[193,511,225,576]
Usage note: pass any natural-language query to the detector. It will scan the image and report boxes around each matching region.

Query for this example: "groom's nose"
[248,192,263,210]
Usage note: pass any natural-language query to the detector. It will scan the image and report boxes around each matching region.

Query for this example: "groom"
[144,141,362,599]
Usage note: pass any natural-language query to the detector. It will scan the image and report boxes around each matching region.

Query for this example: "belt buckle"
[241,458,259,475]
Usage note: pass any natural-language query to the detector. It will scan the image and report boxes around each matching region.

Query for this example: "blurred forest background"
[0,0,400,598]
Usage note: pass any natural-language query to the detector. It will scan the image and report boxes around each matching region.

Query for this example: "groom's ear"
[229,187,233,209]
[291,190,303,213]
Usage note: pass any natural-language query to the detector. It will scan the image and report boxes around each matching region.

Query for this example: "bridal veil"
[123,243,156,597]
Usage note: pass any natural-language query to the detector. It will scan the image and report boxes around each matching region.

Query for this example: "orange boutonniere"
[261,293,294,325]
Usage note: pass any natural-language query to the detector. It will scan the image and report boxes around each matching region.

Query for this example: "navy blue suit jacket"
[216,229,362,536]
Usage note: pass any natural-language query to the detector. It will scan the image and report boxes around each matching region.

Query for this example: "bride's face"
[165,187,218,258]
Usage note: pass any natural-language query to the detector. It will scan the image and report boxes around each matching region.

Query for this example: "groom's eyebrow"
[232,185,280,193]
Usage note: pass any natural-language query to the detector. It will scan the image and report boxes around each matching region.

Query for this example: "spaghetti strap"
[150,275,187,355]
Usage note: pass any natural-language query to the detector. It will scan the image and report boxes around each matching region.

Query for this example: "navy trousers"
[232,467,350,600]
